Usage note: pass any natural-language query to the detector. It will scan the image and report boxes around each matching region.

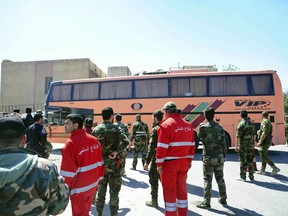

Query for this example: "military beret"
[115,113,122,117]
[163,102,177,111]
[0,117,25,139]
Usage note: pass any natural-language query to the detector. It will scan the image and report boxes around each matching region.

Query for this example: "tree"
[284,90,288,115]
[222,64,240,71]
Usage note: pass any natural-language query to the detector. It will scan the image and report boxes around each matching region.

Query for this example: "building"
[108,66,131,77]
[0,58,106,113]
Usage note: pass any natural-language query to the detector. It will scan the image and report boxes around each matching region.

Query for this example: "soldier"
[36,110,52,139]
[197,107,227,209]
[131,114,149,170]
[114,113,131,176]
[0,117,69,215]
[235,110,255,181]
[92,107,130,216]
[256,111,280,176]
[60,114,105,216]
[144,110,164,208]
[156,102,195,215]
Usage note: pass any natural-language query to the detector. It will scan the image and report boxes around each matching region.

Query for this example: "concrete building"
[0,58,106,113]
[108,66,131,77]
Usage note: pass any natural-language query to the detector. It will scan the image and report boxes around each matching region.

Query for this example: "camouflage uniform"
[131,120,149,169]
[236,118,255,180]
[0,147,69,216]
[199,120,227,205]
[114,121,130,175]
[92,121,130,216]
[145,123,160,206]
[285,121,288,144]
[257,117,277,172]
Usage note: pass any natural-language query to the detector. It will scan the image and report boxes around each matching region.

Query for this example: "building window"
[45,77,53,94]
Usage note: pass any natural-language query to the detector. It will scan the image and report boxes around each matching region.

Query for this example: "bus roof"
[52,70,277,85]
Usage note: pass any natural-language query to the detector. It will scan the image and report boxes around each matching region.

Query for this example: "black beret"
[0,117,25,139]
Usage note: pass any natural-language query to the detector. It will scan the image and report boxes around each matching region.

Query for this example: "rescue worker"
[0,117,69,215]
[131,114,149,170]
[25,113,51,158]
[235,110,255,181]
[197,107,227,209]
[144,110,164,208]
[156,102,195,216]
[92,107,130,216]
[114,113,131,176]
[60,114,105,216]
[256,111,280,176]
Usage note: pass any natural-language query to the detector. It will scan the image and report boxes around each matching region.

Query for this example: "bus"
[45,69,286,147]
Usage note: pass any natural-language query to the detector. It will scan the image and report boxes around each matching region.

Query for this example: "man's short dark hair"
[240,110,248,118]
[0,117,25,146]
[25,107,32,114]
[34,113,43,122]
[204,107,215,121]
[102,107,114,121]
[66,114,83,129]
[13,108,20,113]
[262,111,269,118]
[115,113,122,122]
[153,110,164,122]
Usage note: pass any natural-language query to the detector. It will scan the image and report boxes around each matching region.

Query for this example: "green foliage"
[222,64,240,71]
[284,90,288,115]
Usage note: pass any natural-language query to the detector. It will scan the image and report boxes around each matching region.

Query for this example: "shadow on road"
[251,178,288,191]
[122,175,149,189]
[206,205,264,216]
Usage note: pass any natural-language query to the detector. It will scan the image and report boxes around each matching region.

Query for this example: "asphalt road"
[50,144,288,216]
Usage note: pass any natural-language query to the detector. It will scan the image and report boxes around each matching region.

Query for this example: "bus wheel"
[224,131,231,151]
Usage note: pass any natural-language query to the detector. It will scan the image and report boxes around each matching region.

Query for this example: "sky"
[0,0,287,90]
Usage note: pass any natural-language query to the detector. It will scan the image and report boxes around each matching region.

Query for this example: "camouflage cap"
[162,102,177,111]
[0,117,25,139]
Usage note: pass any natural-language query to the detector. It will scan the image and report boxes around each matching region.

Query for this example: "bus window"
[171,78,189,96]
[251,75,274,95]
[100,81,132,99]
[209,76,227,96]
[135,79,168,98]
[50,85,72,101]
[226,76,248,95]
[190,77,207,96]
[73,83,99,100]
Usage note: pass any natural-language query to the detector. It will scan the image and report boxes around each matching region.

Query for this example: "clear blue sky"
[0,0,287,90]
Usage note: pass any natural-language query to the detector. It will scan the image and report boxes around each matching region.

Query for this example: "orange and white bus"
[45,69,286,147]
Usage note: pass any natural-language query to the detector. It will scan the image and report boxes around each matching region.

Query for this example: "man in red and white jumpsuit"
[60,114,105,216]
[156,102,195,216]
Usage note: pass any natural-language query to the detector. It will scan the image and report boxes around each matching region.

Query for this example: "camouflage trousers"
[96,171,122,216]
[202,157,227,204]
[238,143,254,179]
[258,144,275,171]
[148,161,160,200]
[132,139,147,169]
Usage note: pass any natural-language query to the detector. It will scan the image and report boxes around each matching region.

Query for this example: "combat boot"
[145,199,158,208]
[271,167,280,176]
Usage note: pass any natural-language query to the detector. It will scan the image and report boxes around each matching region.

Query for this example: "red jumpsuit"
[156,113,195,216]
[60,129,105,216]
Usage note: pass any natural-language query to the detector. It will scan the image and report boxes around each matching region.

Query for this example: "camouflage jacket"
[236,118,254,144]
[92,121,130,158]
[0,147,69,216]
[199,120,227,158]
[258,118,273,146]
[114,121,130,139]
[145,123,159,165]
[131,120,149,142]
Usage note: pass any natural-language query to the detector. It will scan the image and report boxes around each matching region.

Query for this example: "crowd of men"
[0,103,283,216]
